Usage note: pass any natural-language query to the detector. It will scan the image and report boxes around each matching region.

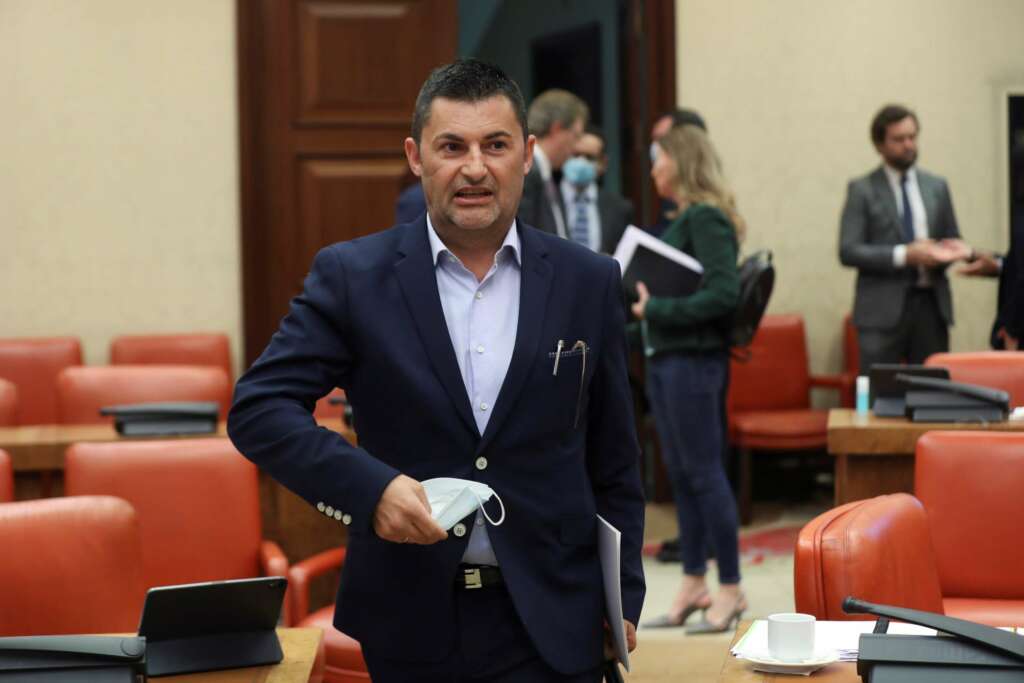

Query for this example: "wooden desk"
[719,621,856,682]
[0,419,354,606]
[827,408,1024,504]
[150,627,321,682]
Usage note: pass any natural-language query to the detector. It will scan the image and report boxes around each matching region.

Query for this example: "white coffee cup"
[767,613,815,661]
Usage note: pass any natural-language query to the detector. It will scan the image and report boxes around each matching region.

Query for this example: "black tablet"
[138,576,286,677]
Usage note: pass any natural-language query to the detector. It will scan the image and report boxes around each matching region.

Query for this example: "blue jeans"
[646,352,740,584]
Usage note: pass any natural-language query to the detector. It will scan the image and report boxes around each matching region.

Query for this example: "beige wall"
[677,0,1024,379]
[1,1,241,371]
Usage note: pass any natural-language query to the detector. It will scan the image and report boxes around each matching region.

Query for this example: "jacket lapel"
[477,225,553,453]
[393,219,479,438]
[917,172,938,237]
[869,167,902,240]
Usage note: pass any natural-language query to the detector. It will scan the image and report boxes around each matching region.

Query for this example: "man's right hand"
[905,239,942,267]
[373,474,448,545]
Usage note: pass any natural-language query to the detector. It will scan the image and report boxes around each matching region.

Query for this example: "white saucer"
[742,650,840,675]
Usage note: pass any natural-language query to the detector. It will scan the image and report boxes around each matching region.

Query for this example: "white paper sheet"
[731,619,941,662]
[597,515,629,672]
[612,225,704,276]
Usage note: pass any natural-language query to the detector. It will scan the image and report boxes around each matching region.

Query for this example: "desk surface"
[827,408,1024,455]
[719,622,856,682]
[150,627,322,682]
[0,417,352,472]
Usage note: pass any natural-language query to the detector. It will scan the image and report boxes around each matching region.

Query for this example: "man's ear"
[404,137,423,176]
[523,134,536,175]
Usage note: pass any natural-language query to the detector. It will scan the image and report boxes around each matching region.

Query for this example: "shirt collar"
[883,164,917,186]
[533,146,553,181]
[426,214,522,267]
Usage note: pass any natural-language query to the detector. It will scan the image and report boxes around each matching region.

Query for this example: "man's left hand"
[603,620,638,660]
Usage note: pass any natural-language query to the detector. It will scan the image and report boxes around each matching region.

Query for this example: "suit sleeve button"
[316,502,326,512]
[342,514,352,526]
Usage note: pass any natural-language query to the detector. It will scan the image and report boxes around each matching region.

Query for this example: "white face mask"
[421,477,505,531]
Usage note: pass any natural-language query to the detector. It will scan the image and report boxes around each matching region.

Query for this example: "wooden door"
[238,0,457,365]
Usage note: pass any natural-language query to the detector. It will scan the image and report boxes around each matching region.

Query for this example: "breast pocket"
[545,344,591,429]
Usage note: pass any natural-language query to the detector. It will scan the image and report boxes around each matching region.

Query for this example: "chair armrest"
[288,548,347,623]
[259,539,291,625]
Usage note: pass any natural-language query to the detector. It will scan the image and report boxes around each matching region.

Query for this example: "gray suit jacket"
[839,166,960,329]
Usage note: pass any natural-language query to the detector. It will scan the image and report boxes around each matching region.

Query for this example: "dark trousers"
[858,287,949,375]
[645,352,741,584]
[362,583,603,683]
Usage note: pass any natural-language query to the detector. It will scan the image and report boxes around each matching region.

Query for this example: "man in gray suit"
[839,104,968,373]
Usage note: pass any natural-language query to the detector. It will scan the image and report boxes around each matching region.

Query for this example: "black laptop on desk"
[869,364,950,417]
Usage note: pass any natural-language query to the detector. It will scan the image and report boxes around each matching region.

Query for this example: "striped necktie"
[571,194,591,249]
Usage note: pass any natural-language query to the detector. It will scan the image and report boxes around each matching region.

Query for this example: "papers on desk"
[597,515,630,672]
[732,620,1024,664]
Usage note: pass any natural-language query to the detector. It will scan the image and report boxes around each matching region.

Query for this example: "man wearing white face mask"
[561,126,634,254]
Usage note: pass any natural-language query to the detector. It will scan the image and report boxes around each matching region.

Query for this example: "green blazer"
[629,203,740,355]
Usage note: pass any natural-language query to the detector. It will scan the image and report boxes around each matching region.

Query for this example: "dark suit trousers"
[857,287,949,374]
[362,583,604,682]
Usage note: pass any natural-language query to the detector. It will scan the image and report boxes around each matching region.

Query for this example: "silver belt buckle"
[463,567,482,590]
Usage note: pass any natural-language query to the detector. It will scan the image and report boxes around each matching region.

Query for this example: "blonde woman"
[634,124,746,633]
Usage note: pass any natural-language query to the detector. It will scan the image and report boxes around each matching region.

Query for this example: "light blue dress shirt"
[427,215,521,566]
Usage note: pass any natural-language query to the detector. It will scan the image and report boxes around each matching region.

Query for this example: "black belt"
[455,564,503,590]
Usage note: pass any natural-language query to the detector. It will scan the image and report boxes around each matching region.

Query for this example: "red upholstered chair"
[314,387,350,426]
[0,336,82,425]
[289,549,369,682]
[0,449,12,502]
[0,495,147,635]
[794,494,945,620]
[728,314,846,523]
[0,378,16,426]
[64,438,291,624]
[925,351,1024,407]
[795,432,1024,626]
[56,365,232,424]
[111,333,233,382]
[915,431,1024,625]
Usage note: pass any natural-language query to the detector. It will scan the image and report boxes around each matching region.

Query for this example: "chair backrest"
[924,351,1024,407]
[111,333,233,382]
[0,449,12,502]
[0,496,146,635]
[728,314,812,412]
[915,431,1024,600]
[794,494,945,620]
[56,365,232,424]
[65,439,263,590]
[0,337,82,425]
[313,387,347,421]
[0,378,16,426]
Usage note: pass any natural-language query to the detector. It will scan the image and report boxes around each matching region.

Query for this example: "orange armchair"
[925,351,1024,407]
[0,378,16,426]
[288,548,368,683]
[111,333,233,382]
[0,448,12,502]
[728,314,847,523]
[796,431,1024,626]
[0,495,147,635]
[64,438,291,623]
[0,336,82,425]
[56,365,232,424]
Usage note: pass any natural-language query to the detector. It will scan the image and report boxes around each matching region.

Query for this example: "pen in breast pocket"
[572,340,587,428]
[552,339,564,376]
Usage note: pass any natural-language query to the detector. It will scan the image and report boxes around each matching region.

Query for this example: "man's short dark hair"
[871,104,919,145]
[664,108,707,132]
[411,59,528,144]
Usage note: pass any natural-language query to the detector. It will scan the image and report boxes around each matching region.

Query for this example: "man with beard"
[839,104,967,373]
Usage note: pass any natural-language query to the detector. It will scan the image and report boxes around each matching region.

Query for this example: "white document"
[612,225,704,276]
[597,515,630,672]
[731,619,938,662]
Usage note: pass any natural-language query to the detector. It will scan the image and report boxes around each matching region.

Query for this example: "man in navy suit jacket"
[229,59,644,682]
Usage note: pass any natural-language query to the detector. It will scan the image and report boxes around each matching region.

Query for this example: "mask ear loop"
[470,489,505,526]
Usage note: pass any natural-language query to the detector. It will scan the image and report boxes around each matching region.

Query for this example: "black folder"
[621,244,702,301]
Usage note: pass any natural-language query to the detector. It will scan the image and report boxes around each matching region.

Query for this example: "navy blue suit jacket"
[228,217,645,674]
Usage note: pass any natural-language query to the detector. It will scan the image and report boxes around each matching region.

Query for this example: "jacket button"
[316,502,326,512]
[325,506,334,516]
[342,514,352,526]
[453,523,467,537]
[475,456,488,471]
[333,510,342,521]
